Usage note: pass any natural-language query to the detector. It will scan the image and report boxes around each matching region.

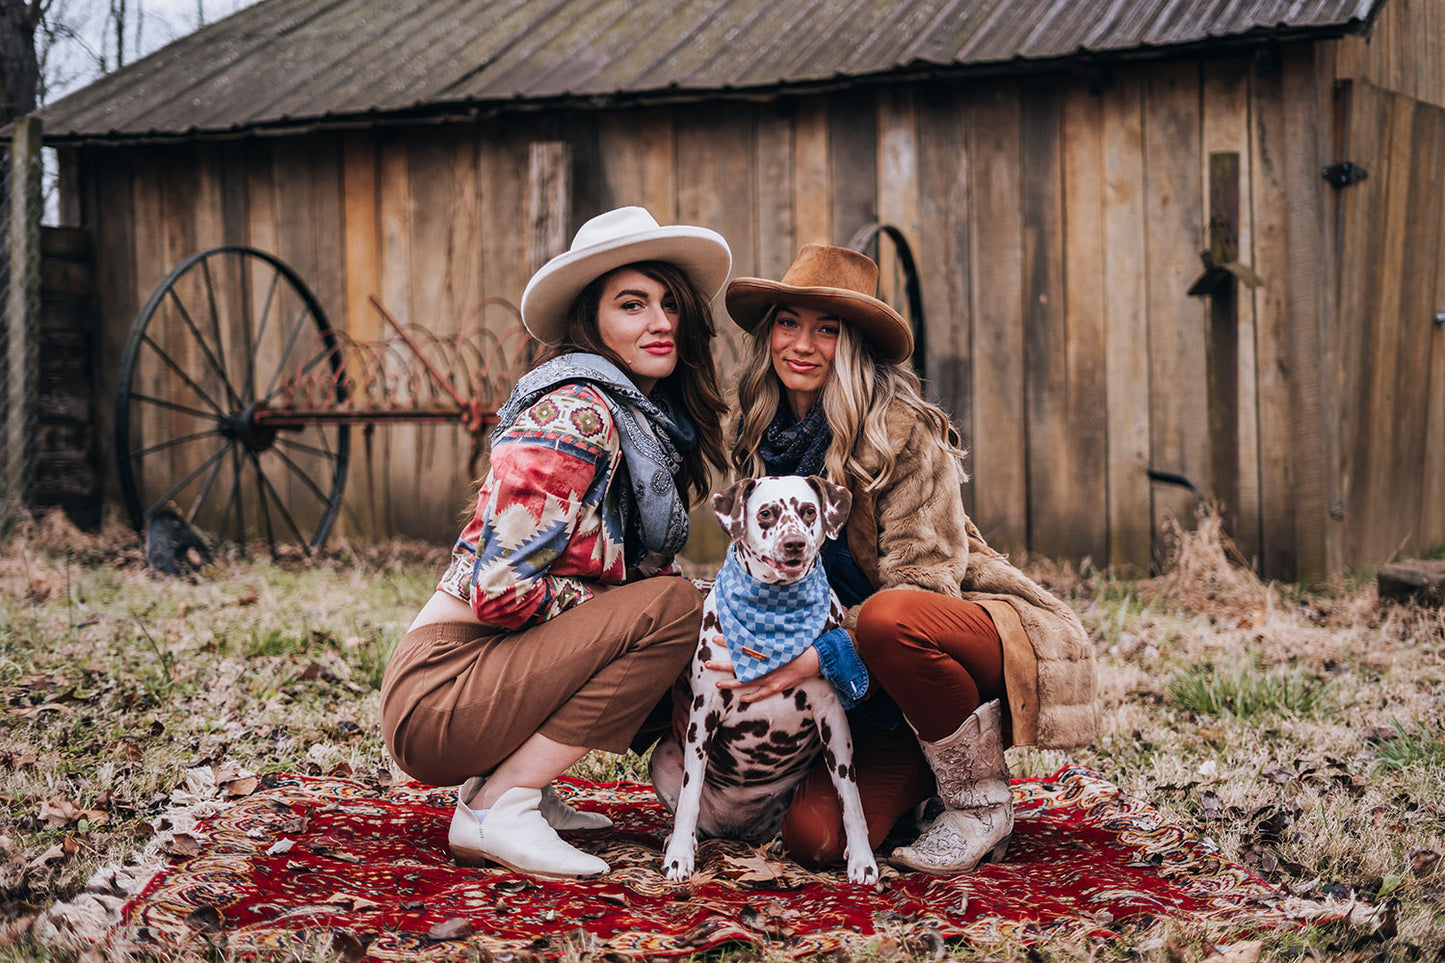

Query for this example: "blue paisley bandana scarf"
[492,353,695,566]
[713,545,831,682]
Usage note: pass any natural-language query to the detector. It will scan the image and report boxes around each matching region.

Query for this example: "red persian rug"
[61,765,1337,959]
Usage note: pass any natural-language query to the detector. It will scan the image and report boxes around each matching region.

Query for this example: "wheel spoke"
[129,428,224,462]
[251,452,309,553]
[259,305,315,404]
[273,434,336,461]
[247,450,278,554]
[165,285,243,409]
[200,256,233,395]
[139,334,227,415]
[187,439,234,527]
[241,267,283,405]
[144,444,231,521]
[217,445,246,546]
[270,442,336,510]
[126,392,222,422]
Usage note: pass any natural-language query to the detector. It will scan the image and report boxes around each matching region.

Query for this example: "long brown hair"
[534,260,727,505]
[730,311,965,492]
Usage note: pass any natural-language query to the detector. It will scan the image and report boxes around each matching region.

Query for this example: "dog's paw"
[662,841,696,881]
[846,853,879,885]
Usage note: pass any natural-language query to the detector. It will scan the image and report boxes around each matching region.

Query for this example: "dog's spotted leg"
[803,679,878,884]
[661,632,725,881]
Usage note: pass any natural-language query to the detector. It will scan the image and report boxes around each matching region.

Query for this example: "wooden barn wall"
[1334,0,1445,110]
[1331,78,1445,566]
[76,48,1359,576]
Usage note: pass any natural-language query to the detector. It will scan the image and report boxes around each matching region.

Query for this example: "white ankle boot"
[890,700,1013,874]
[540,782,613,830]
[449,783,609,878]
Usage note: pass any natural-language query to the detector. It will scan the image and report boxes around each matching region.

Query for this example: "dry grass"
[0,508,1441,961]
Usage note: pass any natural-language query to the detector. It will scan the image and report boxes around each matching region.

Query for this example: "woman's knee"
[853,590,925,662]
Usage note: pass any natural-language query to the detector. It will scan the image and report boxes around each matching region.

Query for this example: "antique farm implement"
[115,232,924,556]
[114,246,533,556]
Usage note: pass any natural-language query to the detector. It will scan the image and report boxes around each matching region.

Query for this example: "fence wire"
[1,133,43,534]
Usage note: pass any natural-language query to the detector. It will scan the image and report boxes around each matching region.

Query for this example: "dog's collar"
[712,546,831,683]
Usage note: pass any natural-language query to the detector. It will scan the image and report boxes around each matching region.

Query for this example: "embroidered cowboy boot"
[889,699,1013,874]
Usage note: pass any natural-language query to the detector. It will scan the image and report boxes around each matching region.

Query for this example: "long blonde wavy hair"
[730,308,966,492]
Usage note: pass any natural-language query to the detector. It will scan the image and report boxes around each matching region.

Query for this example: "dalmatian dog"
[650,475,878,884]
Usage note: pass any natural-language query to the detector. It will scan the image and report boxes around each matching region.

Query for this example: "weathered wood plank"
[1424,174,1445,551]
[1250,66,1297,577]
[597,107,677,224]
[828,92,877,247]
[1201,58,1261,567]
[915,82,972,501]
[406,127,476,543]
[1143,62,1208,560]
[794,99,830,248]
[1388,100,1445,558]
[968,82,1028,553]
[1020,79,1080,563]
[1279,46,1331,579]
[1102,69,1152,572]
[375,132,414,538]
[338,130,381,538]
[1059,83,1109,566]
[1358,87,1413,565]
[754,102,796,283]
[876,88,920,313]
[80,147,134,506]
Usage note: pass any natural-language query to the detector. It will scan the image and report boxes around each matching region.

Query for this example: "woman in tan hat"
[381,207,732,878]
[719,244,1099,874]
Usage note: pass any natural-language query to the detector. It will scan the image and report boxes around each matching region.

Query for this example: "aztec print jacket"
[437,382,664,630]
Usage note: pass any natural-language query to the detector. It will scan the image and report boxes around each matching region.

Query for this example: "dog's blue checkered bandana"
[712,545,831,683]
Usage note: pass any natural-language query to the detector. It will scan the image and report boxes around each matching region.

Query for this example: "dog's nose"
[781,536,807,556]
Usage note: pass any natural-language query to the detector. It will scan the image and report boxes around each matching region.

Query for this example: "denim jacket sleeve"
[813,626,871,709]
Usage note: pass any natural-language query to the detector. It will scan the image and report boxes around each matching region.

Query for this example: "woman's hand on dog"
[705,643,822,703]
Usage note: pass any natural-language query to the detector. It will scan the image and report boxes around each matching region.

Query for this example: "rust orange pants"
[780,589,1005,866]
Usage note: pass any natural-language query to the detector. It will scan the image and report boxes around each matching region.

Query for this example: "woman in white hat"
[718,244,1099,875]
[381,207,732,878]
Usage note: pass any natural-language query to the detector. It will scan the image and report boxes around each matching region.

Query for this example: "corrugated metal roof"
[39,0,1384,143]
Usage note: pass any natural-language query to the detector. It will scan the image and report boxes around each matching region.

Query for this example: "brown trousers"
[380,578,702,786]
[780,590,1004,865]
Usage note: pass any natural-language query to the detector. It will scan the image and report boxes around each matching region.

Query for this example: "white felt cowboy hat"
[726,244,913,363]
[520,206,732,345]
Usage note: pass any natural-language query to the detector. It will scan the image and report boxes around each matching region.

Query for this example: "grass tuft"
[1165,661,1333,719]
[1374,719,1445,772]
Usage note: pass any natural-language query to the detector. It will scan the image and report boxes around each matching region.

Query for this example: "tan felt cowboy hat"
[521,206,733,345]
[726,244,913,363]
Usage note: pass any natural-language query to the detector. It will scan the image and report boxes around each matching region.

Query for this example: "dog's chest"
[702,693,823,789]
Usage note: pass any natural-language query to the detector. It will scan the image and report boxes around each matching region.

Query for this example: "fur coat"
[842,398,1101,750]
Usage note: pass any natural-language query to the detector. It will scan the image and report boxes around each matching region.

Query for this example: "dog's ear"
[805,475,852,540]
[712,478,757,541]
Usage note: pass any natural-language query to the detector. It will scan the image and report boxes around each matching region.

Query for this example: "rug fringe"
[35,766,248,951]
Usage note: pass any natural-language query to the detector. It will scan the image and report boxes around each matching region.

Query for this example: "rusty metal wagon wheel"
[115,246,350,557]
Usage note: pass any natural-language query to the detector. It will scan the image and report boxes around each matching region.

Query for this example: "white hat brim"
[521,227,732,344]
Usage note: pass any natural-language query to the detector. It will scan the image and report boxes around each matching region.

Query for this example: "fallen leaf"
[329,929,366,963]
[266,838,295,856]
[27,844,67,869]
[184,905,222,934]
[168,833,203,857]
[221,776,260,798]
[427,917,474,941]
[1202,941,1262,963]
[1409,848,1440,876]
[39,797,81,828]
[234,591,259,606]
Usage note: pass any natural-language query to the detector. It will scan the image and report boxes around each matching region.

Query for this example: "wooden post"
[4,115,42,521]
[526,141,571,279]
[1206,152,1241,534]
